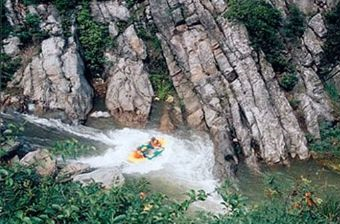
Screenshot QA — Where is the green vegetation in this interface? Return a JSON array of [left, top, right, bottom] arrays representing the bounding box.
[[0, 163, 207, 224], [321, 2, 340, 75], [225, 0, 306, 76], [288, 98, 300, 110], [135, 23, 175, 101], [283, 4, 306, 42], [324, 82, 340, 103], [125, 0, 136, 9], [51, 139, 99, 159], [279, 73, 299, 91], [1, 160, 339, 223], [0, 53, 21, 88], [1, 0, 12, 41], [77, 3, 110, 78], [149, 73, 174, 101], [225, 0, 286, 73], [309, 122, 340, 155], [14, 13, 48, 45]]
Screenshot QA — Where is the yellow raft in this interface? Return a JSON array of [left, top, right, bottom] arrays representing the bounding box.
[[128, 138, 166, 164]]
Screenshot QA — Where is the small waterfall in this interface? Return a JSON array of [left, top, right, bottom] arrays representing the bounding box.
[[22, 114, 224, 212]]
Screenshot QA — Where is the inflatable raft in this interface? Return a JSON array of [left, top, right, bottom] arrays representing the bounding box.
[[128, 138, 166, 164]]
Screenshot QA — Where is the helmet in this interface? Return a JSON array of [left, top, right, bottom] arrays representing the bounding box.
[[151, 137, 156, 141]]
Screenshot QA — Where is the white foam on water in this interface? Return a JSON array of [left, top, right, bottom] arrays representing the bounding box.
[[23, 115, 224, 212]]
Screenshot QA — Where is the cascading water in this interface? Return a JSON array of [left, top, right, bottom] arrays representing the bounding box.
[[22, 114, 224, 212]]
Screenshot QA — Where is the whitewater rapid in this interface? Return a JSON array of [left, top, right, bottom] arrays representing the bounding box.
[[22, 114, 223, 211]]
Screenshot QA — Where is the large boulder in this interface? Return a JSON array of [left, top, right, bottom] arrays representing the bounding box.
[[2, 36, 21, 57], [56, 162, 92, 182], [20, 149, 56, 176], [72, 167, 125, 189], [13, 36, 93, 123], [105, 25, 153, 127]]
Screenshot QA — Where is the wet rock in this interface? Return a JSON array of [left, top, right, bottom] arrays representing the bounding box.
[[159, 106, 175, 133], [89, 111, 111, 118], [3, 36, 21, 57], [73, 167, 125, 189], [56, 162, 92, 182], [20, 149, 56, 176]]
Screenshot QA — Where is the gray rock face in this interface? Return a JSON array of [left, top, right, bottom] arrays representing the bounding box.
[[73, 167, 125, 189], [56, 162, 92, 182], [3, 36, 21, 57], [90, 0, 130, 23], [2, 2, 93, 123], [105, 25, 153, 127], [14, 36, 93, 123], [309, 13, 327, 38], [20, 149, 56, 176], [303, 28, 323, 63], [149, 0, 323, 178], [105, 56, 153, 126]]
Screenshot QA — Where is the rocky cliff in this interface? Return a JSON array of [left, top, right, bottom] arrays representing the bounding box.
[[1, 0, 340, 178]]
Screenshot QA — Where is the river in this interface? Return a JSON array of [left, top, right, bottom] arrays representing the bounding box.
[[2, 112, 340, 212]]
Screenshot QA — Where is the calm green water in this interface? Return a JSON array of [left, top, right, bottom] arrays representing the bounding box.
[[238, 160, 340, 203]]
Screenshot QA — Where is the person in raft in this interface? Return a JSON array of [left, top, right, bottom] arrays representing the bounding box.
[[136, 145, 150, 158], [149, 137, 162, 148]]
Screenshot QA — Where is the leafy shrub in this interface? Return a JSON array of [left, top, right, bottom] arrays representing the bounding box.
[[279, 73, 298, 91], [288, 98, 300, 110], [51, 138, 99, 159], [0, 53, 21, 88], [324, 82, 340, 103], [1, 0, 12, 41], [149, 73, 174, 101], [321, 2, 340, 69], [283, 4, 306, 42], [309, 122, 340, 155], [125, 0, 136, 9], [14, 13, 48, 45], [77, 3, 109, 78], [135, 23, 174, 101], [225, 0, 286, 72], [0, 163, 207, 224], [54, 0, 78, 13], [216, 181, 248, 217], [225, 1, 306, 75]]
